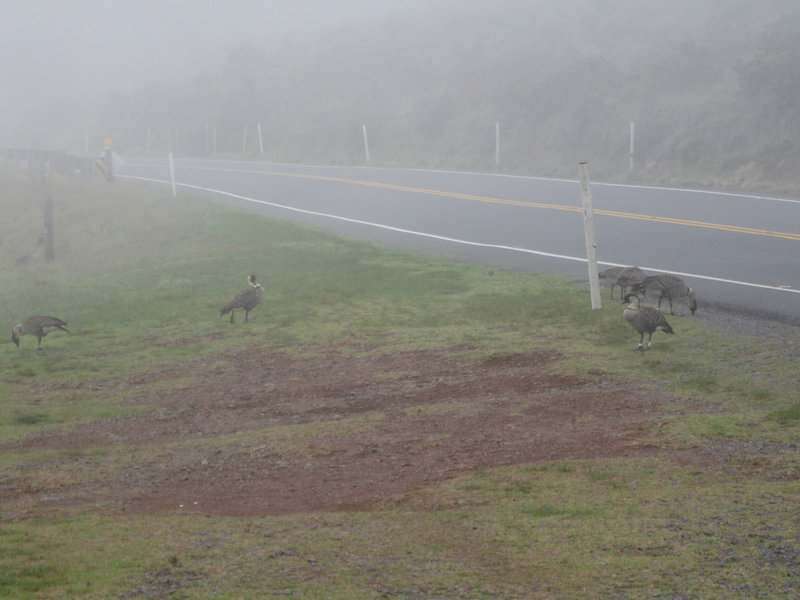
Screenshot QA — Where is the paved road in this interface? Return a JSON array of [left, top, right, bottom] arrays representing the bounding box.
[[118, 157, 800, 324]]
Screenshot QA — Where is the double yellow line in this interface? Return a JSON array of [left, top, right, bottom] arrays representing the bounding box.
[[182, 164, 800, 242]]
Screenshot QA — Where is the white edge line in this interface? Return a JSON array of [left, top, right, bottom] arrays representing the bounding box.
[[119, 174, 800, 296]]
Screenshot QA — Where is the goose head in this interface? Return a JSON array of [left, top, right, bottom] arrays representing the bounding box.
[[622, 293, 641, 308]]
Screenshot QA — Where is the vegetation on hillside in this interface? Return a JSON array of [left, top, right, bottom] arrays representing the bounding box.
[[82, 0, 800, 192]]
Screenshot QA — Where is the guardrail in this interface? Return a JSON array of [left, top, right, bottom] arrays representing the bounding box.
[[0, 147, 98, 179], [1, 148, 111, 262]]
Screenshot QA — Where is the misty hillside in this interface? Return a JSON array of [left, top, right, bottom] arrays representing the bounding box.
[[86, 1, 800, 191]]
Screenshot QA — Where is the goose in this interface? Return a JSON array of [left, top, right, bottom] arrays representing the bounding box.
[[599, 266, 646, 299], [631, 275, 696, 315], [12, 315, 70, 349], [623, 293, 674, 350], [220, 274, 263, 323]]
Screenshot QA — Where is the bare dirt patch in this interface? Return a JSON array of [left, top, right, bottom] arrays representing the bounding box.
[[5, 348, 709, 517]]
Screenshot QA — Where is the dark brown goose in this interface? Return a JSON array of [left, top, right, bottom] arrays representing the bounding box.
[[220, 274, 264, 323], [599, 266, 646, 299], [12, 315, 70, 349], [632, 275, 696, 315], [623, 293, 674, 350]]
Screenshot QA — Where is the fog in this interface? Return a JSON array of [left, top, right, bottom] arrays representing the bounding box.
[[4, 0, 800, 189], [1, 0, 398, 145]]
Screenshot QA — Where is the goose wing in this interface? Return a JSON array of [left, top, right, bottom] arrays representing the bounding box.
[[599, 266, 624, 282], [237, 285, 263, 309], [639, 305, 674, 334], [26, 315, 70, 333], [221, 285, 262, 313], [617, 266, 645, 287]]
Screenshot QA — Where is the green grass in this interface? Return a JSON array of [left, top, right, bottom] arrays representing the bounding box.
[[2, 459, 798, 599], [1, 169, 799, 599], [770, 403, 800, 425]]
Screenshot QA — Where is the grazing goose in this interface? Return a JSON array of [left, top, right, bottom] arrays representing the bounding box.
[[632, 275, 696, 315], [12, 315, 70, 349], [599, 266, 646, 299], [623, 293, 674, 350], [220, 274, 263, 323]]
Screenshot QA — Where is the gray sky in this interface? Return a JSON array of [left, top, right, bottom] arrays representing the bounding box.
[[0, 0, 398, 144], [2, 0, 399, 87]]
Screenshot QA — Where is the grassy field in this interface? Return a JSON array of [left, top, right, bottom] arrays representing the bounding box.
[[1, 169, 799, 599]]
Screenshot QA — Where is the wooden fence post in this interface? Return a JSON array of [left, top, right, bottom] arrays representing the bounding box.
[[579, 162, 601, 309], [629, 121, 635, 171], [495, 122, 500, 168], [362, 124, 370, 164], [43, 182, 54, 260]]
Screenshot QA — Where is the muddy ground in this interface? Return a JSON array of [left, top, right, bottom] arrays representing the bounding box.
[[4, 341, 742, 519]]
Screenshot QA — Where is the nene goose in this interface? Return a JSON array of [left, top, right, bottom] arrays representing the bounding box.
[[598, 266, 646, 299], [12, 315, 70, 349], [220, 274, 263, 323], [623, 294, 674, 350], [631, 275, 696, 315]]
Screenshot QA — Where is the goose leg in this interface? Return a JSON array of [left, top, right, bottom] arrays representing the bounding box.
[[230, 312, 235, 323]]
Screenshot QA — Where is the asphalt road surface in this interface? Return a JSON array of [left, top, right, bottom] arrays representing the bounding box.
[[118, 157, 800, 325]]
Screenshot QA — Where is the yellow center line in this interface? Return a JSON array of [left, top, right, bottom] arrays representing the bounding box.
[[158, 163, 800, 242]]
